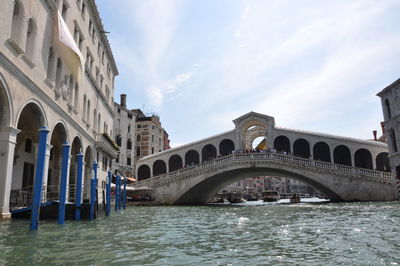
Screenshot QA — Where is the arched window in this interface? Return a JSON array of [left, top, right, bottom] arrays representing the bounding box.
[[274, 136, 291, 153], [137, 165, 150, 181], [354, 149, 373, 170], [219, 139, 235, 156], [389, 129, 398, 153], [82, 94, 87, 119], [46, 47, 55, 81], [10, 0, 24, 46], [74, 83, 79, 110], [136, 134, 141, 141], [25, 18, 36, 60], [293, 139, 310, 158], [93, 109, 97, 131], [127, 139, 132, 150], [55, 58, 62, 88], [136, 147, 141, 157], [169, 155, 183, 172], [333, 145, 351, 166], [86, 100, 90, 124], [68, 75, 74, 104], [97, 113, 101, 133], [385, 99, 391, 119], [115, 135, 121, 146]]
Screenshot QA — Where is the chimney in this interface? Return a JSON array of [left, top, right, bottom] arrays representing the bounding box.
[[380, 122, 386, 135], [120, 94, 126, 108], [373, 130, 377, 141]]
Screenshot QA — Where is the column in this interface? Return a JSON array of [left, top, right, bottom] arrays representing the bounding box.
[[0, 127, 20, 219], [30, 127, 50, 230], [58, 143, 70, 224]]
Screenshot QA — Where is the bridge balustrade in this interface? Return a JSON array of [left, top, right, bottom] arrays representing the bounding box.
[[136, 151, 393, 187]]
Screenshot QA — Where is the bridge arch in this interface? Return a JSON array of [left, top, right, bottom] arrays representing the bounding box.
[[313, 141, 331, 162], [138, 164, 151, 181], [219, 139, 235, 156], [293, 138, 310, 158], [333, 145, 351, 166], [354, 148, 373, 170], [202, 144, 217, 162], [274, 135, 290, 153], [153, 160, 167, 176], [174, 165, 344, 205], [376, 152, 390, 172], [185, 150, 199, 166], [169, 154, 183, 172]]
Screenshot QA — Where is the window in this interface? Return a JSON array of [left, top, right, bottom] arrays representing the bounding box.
[[74, 83, 79, 110], [46, 47, 55, 81], [101, 51, 105, 64], [107, 63, 111, 78], [10, 0, 24, 46], [116, 154, 119, 163], [117, 108, 120, 113], [127, 157, 131, 166], [152, 135, 154, 142], [88, 19, 93, 35], [86, 100, 91, 124], [97, 42, 101, 55], [151, 147, 154, 154], [136, 147, 140, 157], [137, 125, 141, 128], [136, 134, 141, 141], [127, 139, 132, 150], [116, 135, 121, 146], [25, 138, 32, 153], [68, 75, 74, 104], [100, 75, 104, 90], [55, 58, 63, 88], [128, 114, 132, 119], [95, 67, 99, 83], [83, 94, 87, 119], [61, 3, 68, 20], [81, 1, 86, 17], [25, 18, 36, 60], [385, 99, 391, 119], [128, 125, 131, 133]]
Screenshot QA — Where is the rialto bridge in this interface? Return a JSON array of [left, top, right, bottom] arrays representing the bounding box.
[[135, 112, 396, 204]]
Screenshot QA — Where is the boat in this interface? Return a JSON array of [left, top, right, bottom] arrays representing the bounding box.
[[290, 193, 301, 203], [262, 190, 280, 202]]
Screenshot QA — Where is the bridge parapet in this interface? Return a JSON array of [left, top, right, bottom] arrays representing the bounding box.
[[135, 152, 393, 189]]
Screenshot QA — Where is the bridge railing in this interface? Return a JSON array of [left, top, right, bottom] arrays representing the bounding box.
[[136, 151, 393, 187]]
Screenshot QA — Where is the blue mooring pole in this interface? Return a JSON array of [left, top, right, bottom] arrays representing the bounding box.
[[58, 143, 70, 225], [123, 177, 127, 209], [106, 170, 111, 216], [115, 174, 120, 211], [75, 152, 83, 220], [118, 175, 122, 210], [30, 127, 50, 231]]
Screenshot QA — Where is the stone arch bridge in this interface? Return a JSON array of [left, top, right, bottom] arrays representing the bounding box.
[[135, 112, 396, 204]]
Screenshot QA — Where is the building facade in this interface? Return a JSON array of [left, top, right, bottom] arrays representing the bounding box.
[[133, 109, 170, 160], [113, 94, 135, 178], [378, 79, 400, 195], [0, 0, 118, 219]]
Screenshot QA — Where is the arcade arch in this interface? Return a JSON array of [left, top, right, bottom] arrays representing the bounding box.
[[202, 144, 217, 162], [153, 160, 166, 176], [185, 150, 199, 166], [169, 155, 183, 172], [313, 142, 331, 162], [333, 145, 351, 166], [376, 152, 390, 172], [138, 165, 150, 181], [293, 139, 310, 158], [274, 136, 290, 153], [219, 139, 235, 156], [354, 149, 373, 170]]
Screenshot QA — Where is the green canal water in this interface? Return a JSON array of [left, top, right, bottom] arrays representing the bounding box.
[[1, 201, 400, 265]]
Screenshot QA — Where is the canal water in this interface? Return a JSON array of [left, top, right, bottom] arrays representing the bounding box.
[[1, 201, 400, 265]]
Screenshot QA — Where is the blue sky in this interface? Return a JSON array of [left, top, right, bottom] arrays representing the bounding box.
[[98, 0, 400, 147]]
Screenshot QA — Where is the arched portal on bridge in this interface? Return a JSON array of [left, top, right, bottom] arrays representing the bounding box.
[[219, 139, 235, 156], [202, 144, 217, 162], [274, 135, 291, 153], [293, 139, 310, 158], [376, 152, 390, 172], [333, 145, 351, 166], [185, 150, 199, 166], [243, 125, 267, 150], [313, 142, 331, 162], [169, 155, 183, 172], [138, 165, 151, 181], [153, 160, 167, 176], [354, 149, 373, 170]]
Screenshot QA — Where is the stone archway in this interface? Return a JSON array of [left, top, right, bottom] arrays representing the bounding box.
[[47, 122, 68, 200], [11, 102, 46, 208], [69, 136, 82, 201]]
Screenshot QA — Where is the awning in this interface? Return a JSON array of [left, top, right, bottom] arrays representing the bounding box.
[[53, 11, 84, 80]]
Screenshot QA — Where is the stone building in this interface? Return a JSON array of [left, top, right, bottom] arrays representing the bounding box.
[[0, 0, 118, 219], [113, 94, 135, 178], [132, 109, 170, 160], [377, 78, 400, 194]]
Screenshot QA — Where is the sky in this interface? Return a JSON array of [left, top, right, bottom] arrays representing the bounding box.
[[98, 0, 400, 148]]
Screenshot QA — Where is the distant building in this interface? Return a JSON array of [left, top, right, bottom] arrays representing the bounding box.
[[113, 94, 135, 178], [132, 109, 170, 160], [377, 79, 400, 193]]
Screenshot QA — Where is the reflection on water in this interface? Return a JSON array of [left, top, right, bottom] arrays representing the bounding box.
[[1, 201, 400, 265]]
